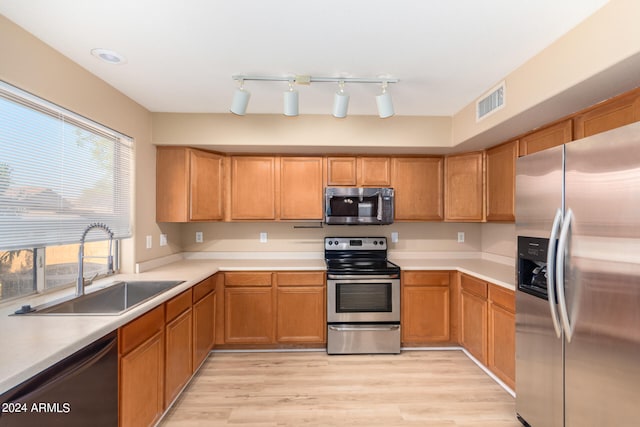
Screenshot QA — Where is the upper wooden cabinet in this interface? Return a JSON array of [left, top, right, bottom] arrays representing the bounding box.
[[230, 156, 277, 220], [391, 157, 443, 221], [156, 147, 224, 222], [280, 157, 323, 220], [326, 156, 391, 186], [519, 119, 572, 156], [444, 152, 484, 222], [486, 141, 518, 222], [573, 89, 640, 139]]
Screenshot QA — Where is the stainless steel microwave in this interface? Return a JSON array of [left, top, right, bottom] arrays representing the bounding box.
[[324, 187, 394, 225]]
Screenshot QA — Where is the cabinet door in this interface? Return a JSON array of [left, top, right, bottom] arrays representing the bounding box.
[[486, 141, 518, 222], [358, 157, 391, 186], [224, 287, 274, 344], [280, 157, 323, 220], [189, 149, 224, 221], [165, 308, 193, 408], [445, 152, 484, 222], [392, 157, 443, 221], [402, 285, 450, 344], [156, 147, 189, 222], [488, 302, 515, 390], [326, 157, 357, 186], [519, 119, 572, 156], [120, 331, 164, 427], [276, 286, 326, 343], [573, 89, 640, 139], [231, 156, 277, 220], [193, 291, 215, 369], [461, 290, 488, 364]]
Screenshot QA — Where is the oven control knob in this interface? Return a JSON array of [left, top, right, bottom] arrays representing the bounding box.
[[334, 240, 339, 246], [328, 241, 333, 245], [373, 241, 378, 245], [379, 240, 384, 245]]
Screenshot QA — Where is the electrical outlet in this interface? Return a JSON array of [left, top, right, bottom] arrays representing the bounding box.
[[457, 232, 465, 243], [146, 235, 152, 249], [391, 232, 399, 243], [195, 231, 203, 243], [160, 234, 167, 246], [260, 232, 268, 243]]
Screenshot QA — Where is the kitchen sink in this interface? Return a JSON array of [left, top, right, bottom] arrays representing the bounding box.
[[19, 280, 184, 315]]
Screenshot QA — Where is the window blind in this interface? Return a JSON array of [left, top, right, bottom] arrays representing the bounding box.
[[0, 81, 133, 250]]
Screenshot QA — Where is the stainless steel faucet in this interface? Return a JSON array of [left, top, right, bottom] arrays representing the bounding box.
[[77, 223, 114, 297]]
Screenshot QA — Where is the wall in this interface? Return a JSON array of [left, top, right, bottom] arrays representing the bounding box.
[[179, 222, 482, 254], [481, 223, 516, 259], [0, 16, 177, 270]]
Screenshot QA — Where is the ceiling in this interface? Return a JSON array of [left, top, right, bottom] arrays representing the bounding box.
[[0, 0, 610, 117]]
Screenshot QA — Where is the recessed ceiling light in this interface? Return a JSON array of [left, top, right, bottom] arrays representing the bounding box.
[[90, 48, 127, 65]]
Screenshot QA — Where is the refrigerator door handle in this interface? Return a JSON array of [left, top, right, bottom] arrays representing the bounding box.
[[547, 208, 563, 338], [556, 208, 574, 342]]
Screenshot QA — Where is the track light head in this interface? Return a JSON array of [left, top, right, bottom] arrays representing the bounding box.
[[230, 80, 250, 115], [283, 81, 299, 116], [332, 81, 349, 118], [376, 82, 394, 118]]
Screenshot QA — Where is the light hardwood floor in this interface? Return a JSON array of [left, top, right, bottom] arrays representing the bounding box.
[[161, 350, 520, 427]]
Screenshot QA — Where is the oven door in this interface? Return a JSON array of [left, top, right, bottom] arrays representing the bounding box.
[[327, 276, 400, 323]]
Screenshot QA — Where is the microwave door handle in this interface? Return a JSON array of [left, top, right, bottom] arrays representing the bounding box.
[[377, 191, 382, 220]]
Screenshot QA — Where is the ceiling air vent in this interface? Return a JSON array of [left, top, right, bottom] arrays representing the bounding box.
[[476, 81, 505, 121]]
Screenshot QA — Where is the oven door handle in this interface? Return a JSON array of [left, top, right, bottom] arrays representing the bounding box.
[[329, 325, 400, 332], [327, 274, 400, 280]]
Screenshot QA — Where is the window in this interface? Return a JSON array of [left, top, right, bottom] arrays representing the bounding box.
[[0, 81, 133, 302]]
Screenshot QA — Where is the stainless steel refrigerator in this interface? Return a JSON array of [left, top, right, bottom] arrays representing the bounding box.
[[515, 121, 640, 427]]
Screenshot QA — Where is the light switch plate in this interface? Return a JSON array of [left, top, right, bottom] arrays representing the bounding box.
[[160, 234, 167, 246], [457, 232, 465, 243], [195, 231, 203, 243], [146, 235, 152, 249], [391, 232, 399, 243], [260, 232, 268, 243]]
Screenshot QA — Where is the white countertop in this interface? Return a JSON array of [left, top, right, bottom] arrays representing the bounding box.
[[0, 253, 514, 393]]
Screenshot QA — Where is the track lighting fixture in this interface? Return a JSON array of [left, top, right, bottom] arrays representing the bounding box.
[[376, 82, 394, 118], [332, 81, 349, 118], [230, 74, 398, 117], [230, 79, 250, 115], [283, 81, 299, 117]]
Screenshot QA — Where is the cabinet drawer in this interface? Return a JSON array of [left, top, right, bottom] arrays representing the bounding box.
[[193, 276, 216, 302], [489, 284, 515, 312], [166, 289, 192, 322], [403, 271, 450, 286], [461, 274, 487, 298], [276, 272, 325, 287], [225, 272, 272, 287], [120, 305, 165, 355]]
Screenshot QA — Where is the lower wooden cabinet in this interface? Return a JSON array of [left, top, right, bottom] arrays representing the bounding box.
[[225, 286, 275, 344], [460, 274, 488, 364], [164, 290, 193, 408], [275, 272, 326, 344], [401, 271, 451, 344], [119, 306, 165, 427], [192, 286, 216, 369], [488, 284, 515, 390]]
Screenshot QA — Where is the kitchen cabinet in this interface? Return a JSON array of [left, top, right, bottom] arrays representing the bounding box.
[[401, 271, 450, 345], [164, 290, 193, 408], [230, 156, 277, 220], [444, 152, 484, 222], [485, 141, 518, 222], [275, 272, 326, 344], [156, 146, 224, 222], [391, 157, 444, 221], [280, 157, 324, 220], [224, 272, 275, 344], [192, 275, 216, 370], [119, 305, 165, 427], [460, 273, 488, 364], [326, 156, 391, 186], [519, 119, 572, 156], [573, 88, 640, 139], [488, 284, 515, 390]]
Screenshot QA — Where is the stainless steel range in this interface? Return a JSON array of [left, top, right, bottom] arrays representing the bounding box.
[[325, 237, 401, 354]]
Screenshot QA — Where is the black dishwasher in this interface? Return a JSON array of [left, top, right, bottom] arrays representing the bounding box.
[[0, 331, 118, 426]]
